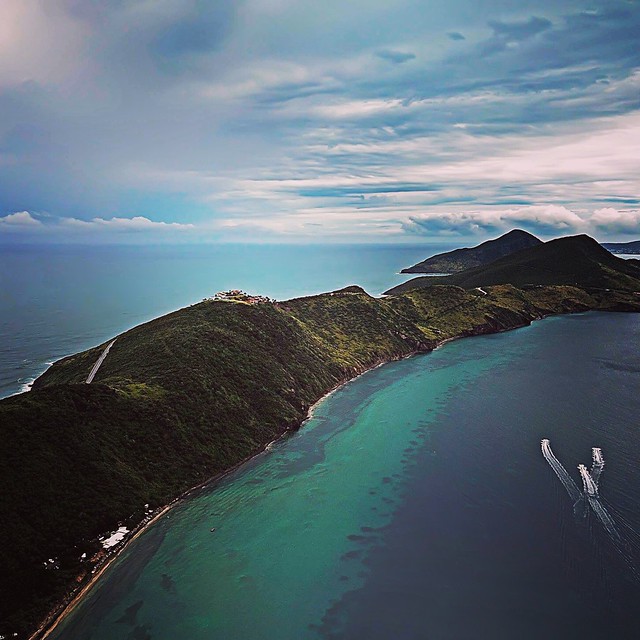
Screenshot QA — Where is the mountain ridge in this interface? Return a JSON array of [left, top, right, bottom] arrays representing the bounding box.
[[387, 234, 640, 295], [401, 229, 542, 274]]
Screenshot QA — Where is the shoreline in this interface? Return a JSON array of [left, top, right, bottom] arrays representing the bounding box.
[[33, 427, 294, 640], [31, 346, 425, 640], [24, 304, 627, 639]]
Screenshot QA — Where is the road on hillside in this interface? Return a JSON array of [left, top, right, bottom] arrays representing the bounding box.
[[86, 339, 116, 384]]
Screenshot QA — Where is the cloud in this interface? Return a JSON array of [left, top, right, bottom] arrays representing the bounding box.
[[501, 205, 587, 233], [488, 16, 552, 42], [402, 205, 640, 239], [590, 208, 640, 234], [0, 1, 639, 243], [62, 216, 195, 232], [375, 49, 416, 64], [0, 212, 197, 243], [476, 16, 554, 58], [150, 1, 236, 63], [0, 211, 41, 226], [403, 205, 586, 237], [308, 98, 407, 120], [0, 1, 87, 88]]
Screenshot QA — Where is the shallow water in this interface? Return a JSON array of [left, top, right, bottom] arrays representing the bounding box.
[[49, 312, 640, 640]]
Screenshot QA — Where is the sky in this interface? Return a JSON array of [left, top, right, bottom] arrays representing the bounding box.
[[0, 0, 639, 244]]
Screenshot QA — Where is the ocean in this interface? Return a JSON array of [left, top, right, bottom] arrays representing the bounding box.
[[46, 311, 640, 639], [0, 243, 450, 398]]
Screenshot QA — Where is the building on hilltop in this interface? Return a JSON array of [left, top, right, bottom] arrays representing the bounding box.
[[206, 290, 273, 304]]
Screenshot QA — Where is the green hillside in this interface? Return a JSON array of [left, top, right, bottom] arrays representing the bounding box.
[[387, 235, 640, 295], [401, 229, 542, 274], [2, 281, 640, 638]]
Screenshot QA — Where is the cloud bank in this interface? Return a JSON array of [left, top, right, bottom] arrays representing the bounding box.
[[0, 0, 639, 243]]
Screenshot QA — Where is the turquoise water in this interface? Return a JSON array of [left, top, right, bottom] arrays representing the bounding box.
[[50, 312, 640, 639], [0, 243, 451, 397]]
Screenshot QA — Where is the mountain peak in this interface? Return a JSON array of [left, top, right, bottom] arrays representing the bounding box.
[[388, 233, 640, 294], [502, 229, 539, 239], [401, 228, 542, 274]]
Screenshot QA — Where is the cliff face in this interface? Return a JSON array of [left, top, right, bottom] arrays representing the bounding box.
[[2, 283, 640, 637]]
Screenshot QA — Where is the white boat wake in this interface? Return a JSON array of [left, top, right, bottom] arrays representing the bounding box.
[[578, 462, 620, 540], [542, 439, 621, 543], [540, 439, 581, 503]]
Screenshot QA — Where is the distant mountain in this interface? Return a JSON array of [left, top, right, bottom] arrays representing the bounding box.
[[401, 229, 542, 274], [602, 240, 640, 254], [387, 234, 640, 295]]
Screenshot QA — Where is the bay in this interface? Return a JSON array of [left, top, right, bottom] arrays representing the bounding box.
[[48, 312, 640, 640]]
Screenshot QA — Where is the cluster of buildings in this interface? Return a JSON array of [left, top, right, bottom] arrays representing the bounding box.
[[206, 289, 273, 305]]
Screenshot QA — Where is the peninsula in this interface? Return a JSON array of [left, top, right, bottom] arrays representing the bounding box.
[[602, 239, 640, 255], [2, 233, 640, 639]]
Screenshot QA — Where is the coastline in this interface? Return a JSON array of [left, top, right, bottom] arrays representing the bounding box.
[[28, 305, 571, 639], [27, 306, 586, 639], [20, 288, 640, 638], [30, 346, 424, 640]]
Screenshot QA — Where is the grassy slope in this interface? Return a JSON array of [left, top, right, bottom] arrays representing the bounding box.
[[2, 284, 640, 637], [388, 235, 640, 294]]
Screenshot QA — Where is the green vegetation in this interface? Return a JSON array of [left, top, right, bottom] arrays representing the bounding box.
[[388, 235, 640, 294], [401, 229, 542, 274], [2, 239, 640, 637]]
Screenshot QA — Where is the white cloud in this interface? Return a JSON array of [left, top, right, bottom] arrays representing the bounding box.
[[62, 216, 195, 231], [590, 208, 640, 235], [0, 211, 42, 226], [501, 205, 587, 232], [403, 204, 640, 239], [311, 99, 407, 120], [0, 212, 197, 242]]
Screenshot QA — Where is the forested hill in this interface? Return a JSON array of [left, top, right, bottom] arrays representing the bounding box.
[[2, 281, 640, 638], [401, 229, 542, 274], [387, 234, 640, 295]]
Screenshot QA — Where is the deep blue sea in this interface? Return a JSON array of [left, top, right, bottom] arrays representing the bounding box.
[[0, 243, 451, 398]]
